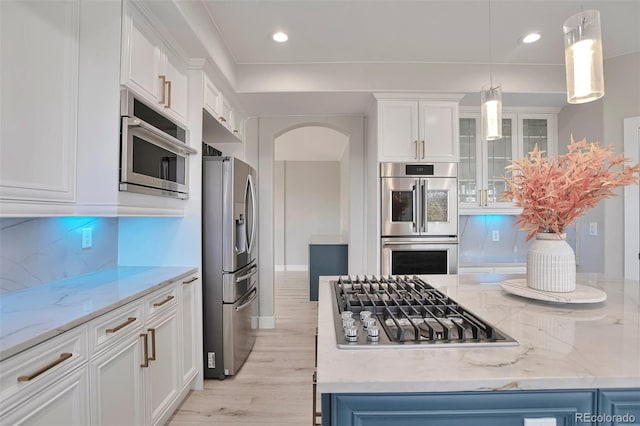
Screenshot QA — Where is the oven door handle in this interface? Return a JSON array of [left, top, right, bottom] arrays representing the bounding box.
[[421, 180, 426, 233], [382, 238, 458, 245], [412, 181, 418, 233], [125, 117, 197, 155]]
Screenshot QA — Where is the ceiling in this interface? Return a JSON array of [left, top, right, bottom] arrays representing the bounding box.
[[197, 0, 640, 115]]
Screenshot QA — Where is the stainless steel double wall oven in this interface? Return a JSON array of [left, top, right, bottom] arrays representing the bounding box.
[[203, 156, 258, 379], [380, 162, 458, 275]]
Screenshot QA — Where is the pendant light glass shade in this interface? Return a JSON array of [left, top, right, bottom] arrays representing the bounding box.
[[481, 84, 502, 141], [563, 9, 604, 104]]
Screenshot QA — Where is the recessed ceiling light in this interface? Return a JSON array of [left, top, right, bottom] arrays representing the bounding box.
[[272, 32, 288, 43], [521, 32, 541, 44]]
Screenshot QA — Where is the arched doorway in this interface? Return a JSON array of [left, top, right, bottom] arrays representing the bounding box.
[[255, 115, 365, 328], [274, 126, 349, 271]]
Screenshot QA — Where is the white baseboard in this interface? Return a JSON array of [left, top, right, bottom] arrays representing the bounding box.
[[259, 315, 275, 329], [286, 264, 308, 272], [274, 264, 285, 272]]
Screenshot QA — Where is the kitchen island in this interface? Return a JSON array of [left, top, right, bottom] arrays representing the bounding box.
[[316, 273, 640, 425]]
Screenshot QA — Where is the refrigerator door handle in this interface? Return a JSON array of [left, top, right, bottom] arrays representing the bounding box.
[[236, 287, 258, 312], [235, 265, 258, 283], [246, 174, 257, 254]]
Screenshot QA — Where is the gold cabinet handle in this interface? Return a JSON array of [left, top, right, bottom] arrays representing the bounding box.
[[478, 189, 483, 207], [106, 317, 136, 334], [414, 140, 418, 159], [147, 328, 156, 361], [165, 79, 172, 109], [140, 333, 149, 368], [218, 116, 227, 123], [158, 75, 167, 105], [182, 276, 198, 285], [153, 295, 174, 307], [233, 130, 239, 133], [484, 188, 489, 206], [421, 140, 425, 159], [17, 353, 72, 382]]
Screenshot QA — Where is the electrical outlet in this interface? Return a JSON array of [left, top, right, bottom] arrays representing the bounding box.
[[589, 222, 598, 236], [524, 418, 556, 426], [492, 230, 500, 242], [81, 228, 92, 249]]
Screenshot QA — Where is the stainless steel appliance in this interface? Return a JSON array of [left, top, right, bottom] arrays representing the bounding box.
[[381, 237, 458, 275], [331, 275, 517, 348], [203, 156, 258, 379], [380, 162, 459, 275], [120, 90, 196, 199]]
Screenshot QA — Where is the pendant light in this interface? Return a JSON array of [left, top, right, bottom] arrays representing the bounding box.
[[563, 9, 604, 104], [481, 0, 502, 141]]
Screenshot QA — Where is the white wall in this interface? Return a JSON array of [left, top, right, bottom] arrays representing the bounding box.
[[283, 161, 341, 268], [274, 160, 285, 269], [602, 52, 640, 276], [339, 147, 350, 236], [558, 52, 640, 276]]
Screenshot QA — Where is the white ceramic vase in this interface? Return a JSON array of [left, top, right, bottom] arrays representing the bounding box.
[[527, 232, 576, 292]]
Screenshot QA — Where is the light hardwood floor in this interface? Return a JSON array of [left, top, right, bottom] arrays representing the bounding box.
[[168, 271, 318, 425]]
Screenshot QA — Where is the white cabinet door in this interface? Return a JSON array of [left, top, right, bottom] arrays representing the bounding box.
[[179, 275, 199, 387], [146, 310, 180, 425], [122, 7, 161, 104], [121, 3, 188, 126], [379, 100, 420, 161], [419, 101, 458, 162], [0, 367, 90, 426], [89, 334, 146, 426], [204, 76, 222, 118], [163, 44, 188, 123], [0, 1, 79, 206]]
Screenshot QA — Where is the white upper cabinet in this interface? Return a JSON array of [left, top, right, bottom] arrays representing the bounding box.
[[0, 1, 80, 214], [458, 109, 558, 214], [121, 3, 188, 125], [378, 98, 459, 162], [203, 74, 246, 144]]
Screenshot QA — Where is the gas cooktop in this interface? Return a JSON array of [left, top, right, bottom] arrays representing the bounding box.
[[332, 275, 517, 349]]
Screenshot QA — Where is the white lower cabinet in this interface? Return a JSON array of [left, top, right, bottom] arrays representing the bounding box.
[[1, 367, 90, 426], [179, 276, 199, 386], [89, 332, 146, 426], [146, 309, 180, 425], [1, 272, 200, 426]]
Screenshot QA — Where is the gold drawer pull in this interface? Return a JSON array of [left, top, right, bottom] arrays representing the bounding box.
[[233, 129, 239, 133], [106, 317, 136, 334], [153, 295, 174, 307], [17, 353, 72, 382], [140, 334, 149, 368], [148, 328, 157, 361], [182, 277, 198, 285], [219, 116, 227, 123], [165, 79, 172, 109]]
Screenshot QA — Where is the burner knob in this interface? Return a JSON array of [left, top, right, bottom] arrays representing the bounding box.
[[359, 310, 372, 321], [341, 311, 353, 320], [344, 326, 358, 342], [363, 318, 376, 329], [367, 325, 380, 341], [342, 318, 355, 329]]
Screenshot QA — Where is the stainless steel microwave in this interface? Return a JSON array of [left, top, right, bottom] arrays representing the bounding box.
[[119, 90, 196, 199]]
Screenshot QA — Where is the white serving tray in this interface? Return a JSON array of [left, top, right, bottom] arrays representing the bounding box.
[[500, 278, 607, 304]]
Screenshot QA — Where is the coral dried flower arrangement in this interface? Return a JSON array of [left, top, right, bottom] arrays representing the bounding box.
[[502, 136, 640, 241]]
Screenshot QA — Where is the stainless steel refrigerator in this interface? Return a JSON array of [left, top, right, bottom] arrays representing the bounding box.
[[202, 156, 258, 379]]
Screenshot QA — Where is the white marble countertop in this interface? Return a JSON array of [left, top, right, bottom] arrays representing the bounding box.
[[0, 266, 197, 361], [316, 273, 640, 394]]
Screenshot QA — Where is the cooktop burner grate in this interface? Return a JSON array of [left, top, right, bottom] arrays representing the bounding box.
[[332, 275, 517, 348]]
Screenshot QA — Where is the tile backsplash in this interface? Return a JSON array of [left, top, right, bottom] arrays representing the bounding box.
[[459, 215, 577, 265], [0, 217, 118, 293]]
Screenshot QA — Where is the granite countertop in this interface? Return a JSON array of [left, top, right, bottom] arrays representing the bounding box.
[[0, 266, 197, 361], [316, 273, 640, 394]]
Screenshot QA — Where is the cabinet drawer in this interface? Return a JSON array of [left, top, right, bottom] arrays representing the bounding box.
[[0, 326, 87, 415], [146, 284, 178, 319], [87, 300, 144, 357]]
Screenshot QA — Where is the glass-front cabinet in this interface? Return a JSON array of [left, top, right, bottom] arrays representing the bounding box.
[[459, 110, 557, 214]]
